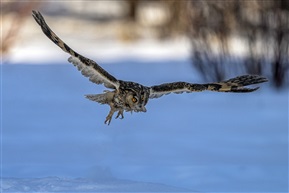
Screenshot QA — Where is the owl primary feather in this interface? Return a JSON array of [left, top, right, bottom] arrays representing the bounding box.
[[32, 11, 268, 125]]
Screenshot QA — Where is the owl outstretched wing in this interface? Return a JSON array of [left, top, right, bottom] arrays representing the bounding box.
[[149, 75, 268, 99], [32, 10, 119, 89]]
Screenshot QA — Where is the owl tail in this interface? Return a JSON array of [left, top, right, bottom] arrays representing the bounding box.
[[85, 94, 108, 104], [204, 75, 268, 93], [85, 91, 115, 104]]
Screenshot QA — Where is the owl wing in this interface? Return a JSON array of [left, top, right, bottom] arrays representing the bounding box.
[[32, 10, 119, 89], [149, 75, 268, 99]]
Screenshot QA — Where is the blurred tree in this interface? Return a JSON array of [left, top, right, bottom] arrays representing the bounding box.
[[124, 0, 289, 88], [187, 0, 289, 88], [127, 0, 138, 22], [1, 2, 39, 56]]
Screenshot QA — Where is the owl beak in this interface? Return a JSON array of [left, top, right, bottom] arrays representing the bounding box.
[[142, 106, 147, 112]]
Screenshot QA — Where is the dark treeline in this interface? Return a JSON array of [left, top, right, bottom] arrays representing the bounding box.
[[125, 0, 288, 88], [186, 0, 289, 88]]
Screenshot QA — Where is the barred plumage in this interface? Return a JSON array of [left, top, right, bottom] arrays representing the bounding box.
[[32, 10, 268, 125]]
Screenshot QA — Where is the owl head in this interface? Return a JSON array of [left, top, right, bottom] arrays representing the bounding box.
[[120, 81, 150, 113], [123, 89, 149, 112]]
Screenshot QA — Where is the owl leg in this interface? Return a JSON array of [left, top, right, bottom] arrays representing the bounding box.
[[105, 106, 116, 125], [115, 110, 124, 119]]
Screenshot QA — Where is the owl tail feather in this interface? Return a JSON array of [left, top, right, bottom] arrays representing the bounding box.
[[204, 75, 268, 93], [85, 91, 115, 105], [85, 94, 108, 104]]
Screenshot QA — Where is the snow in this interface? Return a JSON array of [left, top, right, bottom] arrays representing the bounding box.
[[1, 59, 287, 192], [7, 36, 192, 65], [2, 177, 191, 192]]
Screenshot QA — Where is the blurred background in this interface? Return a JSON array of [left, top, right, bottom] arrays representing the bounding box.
[[1, 1, 288, 192], [2, 0, 289, 88]]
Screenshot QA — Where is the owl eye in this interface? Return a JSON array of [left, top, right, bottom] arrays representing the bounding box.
[[132, 97, 138, 103]]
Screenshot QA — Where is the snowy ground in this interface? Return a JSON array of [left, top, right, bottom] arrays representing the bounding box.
[[1, 58, 288, 192], [2, 176, 191, 192]]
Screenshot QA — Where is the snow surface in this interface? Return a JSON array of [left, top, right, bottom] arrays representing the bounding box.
[[1, 60, 288, 192], [2, 176, 191, 192]]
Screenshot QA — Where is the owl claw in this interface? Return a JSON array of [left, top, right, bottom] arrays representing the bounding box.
[[115, 110, 124, 119], [104, 116, 112, 125], [105, 108, 116, 125], [105, 110, 124, 124]]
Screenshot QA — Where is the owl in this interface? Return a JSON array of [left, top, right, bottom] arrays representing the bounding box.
[[32, 11, 268, 125]]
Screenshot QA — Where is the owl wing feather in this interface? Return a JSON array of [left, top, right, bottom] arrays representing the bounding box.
[[149, 82, 206, 99], [32, 10, 119, 89], [149, 75, 268, 99]]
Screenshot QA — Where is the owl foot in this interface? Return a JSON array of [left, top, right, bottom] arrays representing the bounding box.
[[104, 116, 112, 125], [105, 108, 116, 125], [115, 110, 124, 119]]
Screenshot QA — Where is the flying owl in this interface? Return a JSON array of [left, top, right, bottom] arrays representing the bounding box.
[[32, 11, 268, 125]]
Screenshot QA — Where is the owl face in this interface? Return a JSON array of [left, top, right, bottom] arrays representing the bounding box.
[[123, 89, 150, 112], [119, 81, 150, 113]]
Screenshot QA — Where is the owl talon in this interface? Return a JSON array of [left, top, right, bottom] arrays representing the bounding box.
[[105, 108, 116, 125], [115, 110, 124, 119], [104, 116, 112, 125]]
